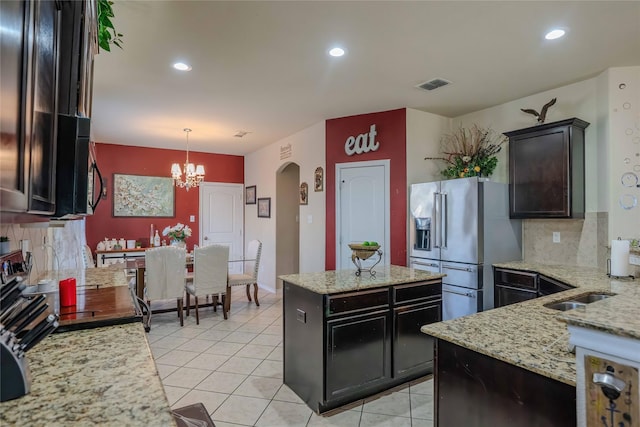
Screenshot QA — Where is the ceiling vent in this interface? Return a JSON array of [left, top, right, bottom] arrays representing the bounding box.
[[417, 78, 451, 91]]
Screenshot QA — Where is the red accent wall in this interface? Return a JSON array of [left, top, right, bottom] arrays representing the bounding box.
[[325, 108, 407, 270], [85, 143, 243, 253]]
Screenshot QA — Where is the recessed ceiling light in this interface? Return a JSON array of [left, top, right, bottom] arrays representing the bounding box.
[[545, 29, 565, 40], [328, 47, 345, 57], [173, 62, 192, 71]]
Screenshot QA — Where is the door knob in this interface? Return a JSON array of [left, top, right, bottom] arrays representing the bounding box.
[[204, 236, 208, 240]]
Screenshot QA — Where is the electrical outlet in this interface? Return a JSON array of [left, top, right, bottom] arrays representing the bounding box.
[[552, 232, 561, 243], [630, 255, 640, 266]]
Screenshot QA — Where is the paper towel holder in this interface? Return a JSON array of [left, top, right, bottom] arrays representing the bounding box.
[[607, 237, 635, 280]]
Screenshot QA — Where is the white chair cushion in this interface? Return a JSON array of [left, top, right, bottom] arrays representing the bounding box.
[[228, 273, 253, 286]]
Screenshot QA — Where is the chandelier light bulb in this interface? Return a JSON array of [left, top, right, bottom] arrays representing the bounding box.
[[171, 128, 205, 191]]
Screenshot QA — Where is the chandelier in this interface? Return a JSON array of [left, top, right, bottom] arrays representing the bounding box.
[[171, 128, 205, 191]]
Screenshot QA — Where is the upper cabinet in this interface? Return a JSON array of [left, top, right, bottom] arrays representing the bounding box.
[[504, 118, 590, 219], [0, 0, 96, 221]]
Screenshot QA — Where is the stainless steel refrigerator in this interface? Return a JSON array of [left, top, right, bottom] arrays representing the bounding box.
[[409, 177, 522, 320]]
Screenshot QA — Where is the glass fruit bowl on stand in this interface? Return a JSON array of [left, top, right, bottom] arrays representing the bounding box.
[[348, 243, 383, 276]]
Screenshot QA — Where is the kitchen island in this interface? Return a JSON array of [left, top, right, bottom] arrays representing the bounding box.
[[421, 261, 640, 427], [281, 265, 445, 414]]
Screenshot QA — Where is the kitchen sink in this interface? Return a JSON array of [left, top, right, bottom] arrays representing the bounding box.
[[568, 293, 613, 304], [544, 292, 616, 311], [544, 301, 587, 311]]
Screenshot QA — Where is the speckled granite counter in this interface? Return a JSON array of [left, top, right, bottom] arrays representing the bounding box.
[[421, 261, 640, 386], [0, 323, 176, 426], [279, 265, 445, 294], [33, 264, 129, 289]]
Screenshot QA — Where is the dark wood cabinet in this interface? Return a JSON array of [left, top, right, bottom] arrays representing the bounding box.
[[27, 0, 62, 214], [505, 118, 589, 219], [284, 278, 442, 414], [434, 340, 576, 427], [0, 0, 30, 215], [494, 267, 574, 307], [494, 267, 537, 308], [538, 274, 572, 297], [326, 309, 391, 400]]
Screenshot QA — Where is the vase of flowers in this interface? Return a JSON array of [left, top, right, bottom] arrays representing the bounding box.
[[162, 223, 191, 248], [425, 124, 506, 179]]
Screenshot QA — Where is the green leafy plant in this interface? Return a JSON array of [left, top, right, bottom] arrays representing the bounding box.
[[425, 124, 506, 179], [98, 0, 124, 52]]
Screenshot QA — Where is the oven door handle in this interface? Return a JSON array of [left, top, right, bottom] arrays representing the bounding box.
[[443, 289, 475, 298]]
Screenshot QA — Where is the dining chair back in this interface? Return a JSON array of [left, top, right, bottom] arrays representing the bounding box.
[[145, 246, 187, 325], [227, 239, 262, 308], [186, 244, 229, 323]]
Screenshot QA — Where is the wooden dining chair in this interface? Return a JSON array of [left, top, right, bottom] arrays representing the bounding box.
[[185, 244, 229, 323], [145, 246, 187, 326], [227, 240, 262, 310]]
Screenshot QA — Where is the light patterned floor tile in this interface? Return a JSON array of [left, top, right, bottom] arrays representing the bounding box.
[[176, 338, 215, 353], [260, 325, 282, 336], [255, 400, 312, 426], [235, 323, 268, 334], [249, 334, 282, 347], [204, 341, 245, 356], [213, 395, 270, 425], [410, 392, 434, 420], [409, 376, 434, 395], [196, 371, 247, 394], [151, 335, 191, 350], [155, 363, 179, 379], [162, 385, 190, 405], [162, 366, 213, 389], [223, 331, 259, 344], [196, 329, 232, 341], [252, 359, 282, 378], [235, 344, 275, 359], [307, 409, 363, 426], [149, 344, 171, 359], [217, 356, 263, 375], [265, 346, 283, 361], [273, 384, 306, 404], [184, 352, 230, 370], [362, 391, 411, 417], [210, 320, 245, 332], [359, 412, 412, 427], [233, 375, 283, 399], [169, 326, 210, 339], [171, 389, 229, 415], [155, 349, 200, 367]]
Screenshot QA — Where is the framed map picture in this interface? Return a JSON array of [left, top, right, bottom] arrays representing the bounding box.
[[113, 174, 175, 217]]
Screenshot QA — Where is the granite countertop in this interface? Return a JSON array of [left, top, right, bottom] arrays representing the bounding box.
[[421, 261, 640, 386], [0, 323, 176, 426], [33, 265, 130, 290], [279, 265, 445, 294]]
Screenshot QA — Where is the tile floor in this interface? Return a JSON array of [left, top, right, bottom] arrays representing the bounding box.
[[147, 287, 435, 427]]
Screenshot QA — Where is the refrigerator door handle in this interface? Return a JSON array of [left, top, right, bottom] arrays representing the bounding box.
[[443, 288, 475, 298], [411, 260, 439, 268], [441, 192, 448, 249], [442, 264, 474, 272], [432, 192, 440, 249]]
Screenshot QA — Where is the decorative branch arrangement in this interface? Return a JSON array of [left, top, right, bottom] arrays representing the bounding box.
[[425, 124, 506, 179]]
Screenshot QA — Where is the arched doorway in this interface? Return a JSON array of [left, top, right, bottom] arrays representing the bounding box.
[[276, 162, 300, 288]]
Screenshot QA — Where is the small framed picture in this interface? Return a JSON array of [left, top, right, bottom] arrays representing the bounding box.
[[300, 182, 308, 205], [257, 197, 271, 218], [245, 185, 256, 204], [314, 167, 323, 192]]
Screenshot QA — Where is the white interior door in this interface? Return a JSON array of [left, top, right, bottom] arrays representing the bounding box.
[[200, 183, 243, 273], [336, 160, 390, 270]]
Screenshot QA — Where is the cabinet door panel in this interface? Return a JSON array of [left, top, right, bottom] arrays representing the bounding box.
[[28, 0, 60, 214], [326, 310, 391, 400], [0, 0, 30, 213], [394, 301, 440, 378], [495, 285, 536, 308]]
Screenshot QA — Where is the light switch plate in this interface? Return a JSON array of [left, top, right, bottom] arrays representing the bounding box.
[[189, 215, 195, 222], [630, 255, 640, 266], [552, 232, 561, 243]]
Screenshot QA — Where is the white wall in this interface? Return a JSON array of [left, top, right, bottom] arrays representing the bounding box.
[[244, 121, 326, 292], [406, 108, 452, 186]]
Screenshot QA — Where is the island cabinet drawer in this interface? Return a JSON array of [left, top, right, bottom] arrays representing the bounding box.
[[494, 268, 537, 290], [326, 289, 389, 317], [393, 281, 442, 306]]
